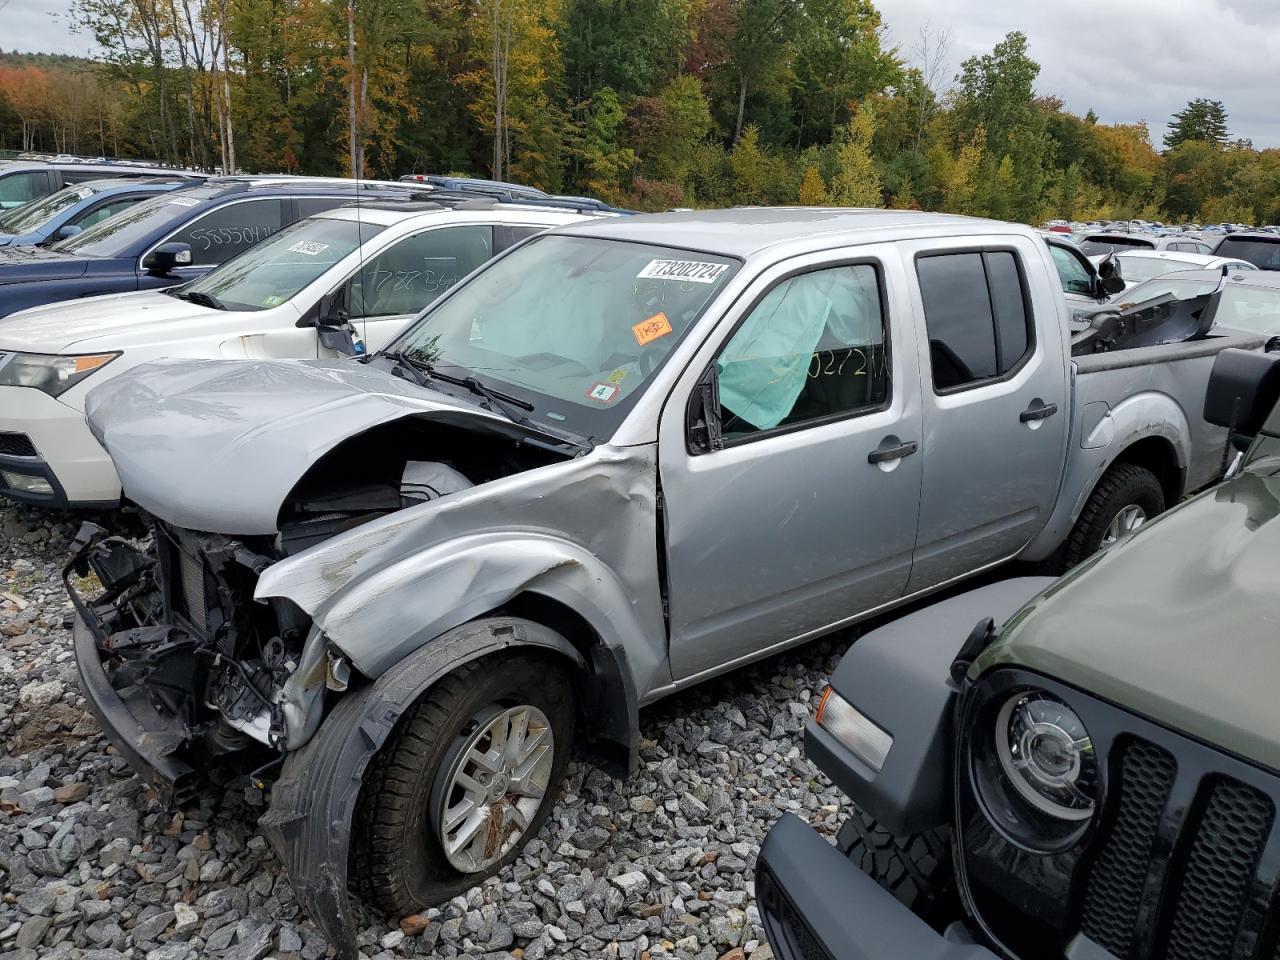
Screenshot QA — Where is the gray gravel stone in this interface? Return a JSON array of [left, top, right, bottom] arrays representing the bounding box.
[[0, 499, 854, 960]]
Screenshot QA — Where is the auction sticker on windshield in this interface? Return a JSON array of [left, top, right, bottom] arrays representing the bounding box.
[[637, 259, 729, 283], [632, 311, 673, 346], [288, 241, 330, 256], [586, 382, 620, 403], [168, 196, 200, 207]]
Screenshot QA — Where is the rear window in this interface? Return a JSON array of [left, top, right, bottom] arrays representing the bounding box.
[[1213, 237, 1280, 270], [917, 250, 1034, 391], [1078, 236, 1156, 257]]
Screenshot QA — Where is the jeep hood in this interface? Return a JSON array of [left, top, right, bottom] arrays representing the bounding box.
[[83, 357, 517, 534], [979, 468, 1280, 774]]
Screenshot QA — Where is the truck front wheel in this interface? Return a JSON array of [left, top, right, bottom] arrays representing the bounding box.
[[1064, 463, 1165, 567], [350, 650, 576, 915], [838, 809, 958, 927]]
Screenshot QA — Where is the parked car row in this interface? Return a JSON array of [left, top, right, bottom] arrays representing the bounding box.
[[2, 175, 1278, 959]]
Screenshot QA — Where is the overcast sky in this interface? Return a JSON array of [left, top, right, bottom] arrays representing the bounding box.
[[5, 0, 1280, 148]]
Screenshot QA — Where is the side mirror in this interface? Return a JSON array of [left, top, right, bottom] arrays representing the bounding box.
[[1100, 274, 1127, 296], [1204, 348, 1280, 451], [142, 241, 193, 274], [686, 364, 723, 455], [55, 224, 82, 240], [312, 285, 358, 355]]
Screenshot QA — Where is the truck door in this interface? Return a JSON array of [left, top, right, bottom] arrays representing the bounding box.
[[659, 246, 925, 681], [902, 236, 1069, 593]]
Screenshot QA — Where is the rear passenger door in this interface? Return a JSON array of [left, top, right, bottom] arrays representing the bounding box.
[[904, 237, 1069, 593], [661, 246, 924, 680]]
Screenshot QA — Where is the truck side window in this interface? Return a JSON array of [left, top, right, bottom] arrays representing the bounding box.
[[917, 250, 1034, 392], [714, 263, 889, 441]]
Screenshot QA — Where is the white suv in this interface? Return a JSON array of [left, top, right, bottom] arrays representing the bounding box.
[[0, 198, 594, 507]]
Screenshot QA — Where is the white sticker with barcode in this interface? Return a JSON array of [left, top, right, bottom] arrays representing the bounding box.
[[288, 241, 330, 256], [637, 259, 728, 283], [168, 196, 199, 207]]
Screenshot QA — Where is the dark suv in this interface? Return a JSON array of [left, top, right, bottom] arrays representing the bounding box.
[[756, 347, 1280, 960], [0, 177, 419, 318], [0, 160, 198, 210]]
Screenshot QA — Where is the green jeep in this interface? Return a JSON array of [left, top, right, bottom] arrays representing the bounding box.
[[754, 346, 1280, 960]]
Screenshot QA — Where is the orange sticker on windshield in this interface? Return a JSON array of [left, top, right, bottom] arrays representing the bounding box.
[[632, 312, 673, 346]]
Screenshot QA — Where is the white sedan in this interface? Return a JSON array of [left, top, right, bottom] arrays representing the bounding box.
[[1091, 250, 1257, 295]]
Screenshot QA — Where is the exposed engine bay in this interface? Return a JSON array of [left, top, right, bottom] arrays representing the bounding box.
[[67, 416, 576, 799]]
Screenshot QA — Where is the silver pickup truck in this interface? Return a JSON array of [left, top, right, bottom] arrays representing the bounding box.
[[67, 209, 1259, 956]]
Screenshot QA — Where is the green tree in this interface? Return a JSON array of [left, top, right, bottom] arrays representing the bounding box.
[[797, 163, 826, 203], [790, 0, 901, 147], [561, 0, 694, 99], [954, 30, 1039, 159], [828, 100, 880, 206], [1164, 98, 1228, 150]]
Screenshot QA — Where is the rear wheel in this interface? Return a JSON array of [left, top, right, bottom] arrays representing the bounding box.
[[837, 809, 958, 927], [351, 644, 576, 914], [1063, 463, 1165, 568]]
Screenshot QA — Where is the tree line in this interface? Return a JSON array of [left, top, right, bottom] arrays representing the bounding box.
[[1, 4, 1279, 225]]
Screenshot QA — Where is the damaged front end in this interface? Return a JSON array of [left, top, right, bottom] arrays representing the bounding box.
[[66, 517, 324, 804]]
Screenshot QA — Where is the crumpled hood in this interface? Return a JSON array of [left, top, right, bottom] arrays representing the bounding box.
[[0, 289, 195, 352], [84, 357, 503, 534], [979, 468, 1280, 774], [0, 245, 90, 283]]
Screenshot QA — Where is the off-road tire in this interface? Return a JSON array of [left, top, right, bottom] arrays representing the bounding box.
[[1063, 463, 1165, 568], [350, 648, 576, 915], [837, 809, 958, 926]]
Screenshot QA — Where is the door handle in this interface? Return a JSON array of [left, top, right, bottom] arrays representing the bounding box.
[[867, 440, 919, 464], [1020, 402, 1059, 423]]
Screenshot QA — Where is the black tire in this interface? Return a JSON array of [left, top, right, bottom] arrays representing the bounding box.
[[350, 644, 576, 915], [1063, 463, 1165, 568], [837, 809, 957, 926]]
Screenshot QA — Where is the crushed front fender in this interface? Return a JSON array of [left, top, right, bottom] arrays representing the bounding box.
[[258, 617, 585, 959]]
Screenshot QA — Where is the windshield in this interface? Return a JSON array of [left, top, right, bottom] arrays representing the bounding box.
[[50, 189, 210, 258], [0, 184, 98, 233], [181, 216, 386, 311], [1214, 237, 1280, 270], [1116, 255, 1202, 284], [1112, 276, 1218, 309], [1210, 284, 1280, 334], [390, 234, 738, 437]]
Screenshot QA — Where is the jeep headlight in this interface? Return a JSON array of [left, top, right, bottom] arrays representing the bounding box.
[[0, 351, 120, 397], [996, 691, 1097, 821]]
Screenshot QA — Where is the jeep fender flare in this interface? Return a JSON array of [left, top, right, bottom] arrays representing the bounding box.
[[258, 616, 587, 960]]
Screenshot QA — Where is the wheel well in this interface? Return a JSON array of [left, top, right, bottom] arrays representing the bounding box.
[[1110, 436, 1183, 506], [499, 593, 637, 778]]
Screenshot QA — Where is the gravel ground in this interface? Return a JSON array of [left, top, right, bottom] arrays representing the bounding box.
[[0, 499, 857, 960]]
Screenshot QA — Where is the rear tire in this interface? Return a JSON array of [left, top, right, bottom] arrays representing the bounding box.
[[350, 645, 576, 915], [1063, 463, 1165, 568], [837, 809, 958, 926]]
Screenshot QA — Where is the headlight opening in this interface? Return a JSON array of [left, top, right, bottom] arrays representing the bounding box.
[[996, 691, 1098, 821], [971, 685, 1101, 851]]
